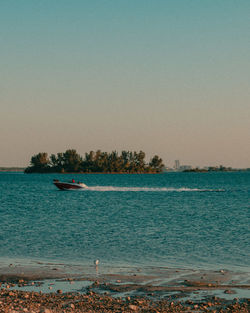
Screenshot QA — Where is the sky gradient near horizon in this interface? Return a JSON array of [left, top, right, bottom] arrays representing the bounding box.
[[0, 0, 249, 168]]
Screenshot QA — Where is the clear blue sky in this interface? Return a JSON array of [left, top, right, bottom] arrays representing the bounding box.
[[0, 0, 249, 167]]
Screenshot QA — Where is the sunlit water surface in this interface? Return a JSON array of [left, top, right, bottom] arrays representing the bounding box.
[[0, 172, 249, 272]]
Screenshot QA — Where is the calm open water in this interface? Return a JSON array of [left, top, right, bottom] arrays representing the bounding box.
[[0, 172, 249, 272]]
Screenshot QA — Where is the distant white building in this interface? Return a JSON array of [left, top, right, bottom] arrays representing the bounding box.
[[174, 160, 180, 170], [179, 165, 192, 171], [163, 166, 174, 172]]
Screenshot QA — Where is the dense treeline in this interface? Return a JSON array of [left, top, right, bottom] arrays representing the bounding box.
[[24, 149, 165, 173]]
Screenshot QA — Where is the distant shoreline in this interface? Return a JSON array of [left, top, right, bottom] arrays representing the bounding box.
[[0, 168, 249, 173], [182, 168, 250, 173], [0, 168, 25, 172]]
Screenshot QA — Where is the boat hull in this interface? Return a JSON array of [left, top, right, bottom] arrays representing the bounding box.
[[53, 182, 86, 190]]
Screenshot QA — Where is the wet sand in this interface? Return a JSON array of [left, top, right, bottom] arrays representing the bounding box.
[[0, 260, 249, 312]]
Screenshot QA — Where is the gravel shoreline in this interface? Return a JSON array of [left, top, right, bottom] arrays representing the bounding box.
[[1, 262, 249, 312], [0, 288, 249, 313]]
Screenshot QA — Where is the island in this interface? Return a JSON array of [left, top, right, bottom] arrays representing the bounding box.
[[24, 149, 165, 174]]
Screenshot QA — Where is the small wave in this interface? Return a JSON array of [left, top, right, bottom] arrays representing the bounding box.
[[82, 186, 225, 192]]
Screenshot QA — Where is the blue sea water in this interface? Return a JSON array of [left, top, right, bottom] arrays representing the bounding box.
[[0, 172, 249, 272]]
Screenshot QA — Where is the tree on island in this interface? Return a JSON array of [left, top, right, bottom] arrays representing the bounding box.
[[149, 155, 165, 173], [25, 149, 165, 174], [25, 152, 50, 173], [50, 150, 82, 173]]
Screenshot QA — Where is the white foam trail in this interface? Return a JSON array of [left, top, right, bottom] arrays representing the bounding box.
[[82, 186, 224, 192]]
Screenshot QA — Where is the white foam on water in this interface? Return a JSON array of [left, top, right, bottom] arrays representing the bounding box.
[[81, 186, 224, 192]]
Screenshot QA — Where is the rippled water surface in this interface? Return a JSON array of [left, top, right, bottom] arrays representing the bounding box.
[[0, 172, 249, 271]]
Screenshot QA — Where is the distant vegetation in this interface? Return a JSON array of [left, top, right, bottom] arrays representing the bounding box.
[[24, 150, 165, 174], [183, 166, 238, 172], [0, 167, 25, 172]]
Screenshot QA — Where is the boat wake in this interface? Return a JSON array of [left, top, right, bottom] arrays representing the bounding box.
[[81, 186, 225, 192]]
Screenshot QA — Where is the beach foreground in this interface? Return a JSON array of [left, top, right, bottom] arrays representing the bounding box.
[[0, 288, 249, 313], [0, 262, 249, 312]]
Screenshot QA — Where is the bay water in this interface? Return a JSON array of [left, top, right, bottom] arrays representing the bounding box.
[[0, 172, 249, 273]]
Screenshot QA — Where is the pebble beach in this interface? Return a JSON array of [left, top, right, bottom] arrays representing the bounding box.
[[0, 287, 249, 312], [0, 262, 249, 312]]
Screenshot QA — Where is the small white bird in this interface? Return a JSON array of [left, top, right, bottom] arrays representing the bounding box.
[[94, 259, 99, 266]]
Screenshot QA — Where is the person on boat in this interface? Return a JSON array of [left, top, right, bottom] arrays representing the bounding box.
[[72, 179, 75, 183]]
